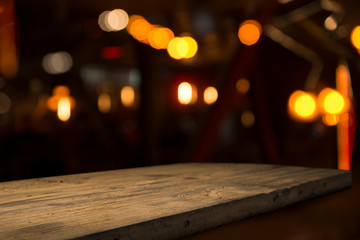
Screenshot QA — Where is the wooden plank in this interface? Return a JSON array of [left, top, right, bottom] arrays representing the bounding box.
[[0, 163, 351, 240]]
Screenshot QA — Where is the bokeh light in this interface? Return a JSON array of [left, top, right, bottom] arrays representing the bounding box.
[[238, 20, 262, 46], [98, 93, 111, 113], [322, 114, 339, 126], [318, 88, 348, 115], [107, 9, 129, 31], [350, 26, 360, 51], [167, 36, 198, 60], [42, 51, 73, 75], [191, 84, 198, 104], [57, 97, 71, 121], [241, 110, 255, 127], [324, 15, 337, 31], [121, 86, 135, 107], [236, 78, 250, 94], [53, 85, 70, 96], [47, 85, 75, 112], [182, 36, 198, 59], [167, 37, 185, 59], [98, 9, 128, 32], [98, 11, 111, 32], [126, 15, 143, 33], [288, 90, 318, 121], [148, 27, 174, 49], [128, 17, 152, 43], [101, 46, 123, 59], [178, 82, 192, 105], [203, 86, 218, 104]]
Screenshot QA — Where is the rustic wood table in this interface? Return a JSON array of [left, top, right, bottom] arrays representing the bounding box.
[[0, 163, 351, 240]]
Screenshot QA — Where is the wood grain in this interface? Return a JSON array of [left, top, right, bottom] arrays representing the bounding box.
[[0, 163, 351, 240]]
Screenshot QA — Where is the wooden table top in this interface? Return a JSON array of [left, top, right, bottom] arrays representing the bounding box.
[[0, 163, 351, 240]]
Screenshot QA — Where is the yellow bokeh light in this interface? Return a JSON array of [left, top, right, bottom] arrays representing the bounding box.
[[288, 90, 318, 121], [294, 94, 316, 117], [322, 114, 339, 126], [106, 9, 129, 31], [121, 86, 135, 107], [98, 93, 111, 113], [236, 78, 250, 94], [167, 36, 198, 60], [57, 97, 71, 122], [204, 86, 218, 105], [318, 88, 348, 115], [182, 36, 198, 59], [350, 26, 360, 50], [148, 27, 174, 49], [178, 82, 192, 105], [167, 37, 184, 59], [176, 38, 189, 58], [238, 20, 262, 46]]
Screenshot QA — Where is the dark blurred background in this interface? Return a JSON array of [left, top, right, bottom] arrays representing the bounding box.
[[0, 0, 359, 182]]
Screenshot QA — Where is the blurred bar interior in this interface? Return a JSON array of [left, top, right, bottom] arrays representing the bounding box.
[[0, 0, 359, 181]]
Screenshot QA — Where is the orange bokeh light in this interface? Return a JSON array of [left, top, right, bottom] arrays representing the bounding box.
[[238, 20, 262, 46]]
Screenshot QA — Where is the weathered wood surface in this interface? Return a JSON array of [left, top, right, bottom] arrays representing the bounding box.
[[0, 163, 351, 240]]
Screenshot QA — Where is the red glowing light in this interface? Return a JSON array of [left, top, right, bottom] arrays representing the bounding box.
[[101, 46, 124, 59]]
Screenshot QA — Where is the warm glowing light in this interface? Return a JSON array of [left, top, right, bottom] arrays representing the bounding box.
[[98, 11, 111, 32], [167, 37, 185, 59], [350, 26, 360, 51], [47, 85, 75, 112], [318, 88, 348, 115], [241, 111, 255, 127], [322, 114, 339, 126], [178, 82, 192, 105], [238, 20, 262, 46], [98, 93, 111, 113], [167, 36, 198, 59], [288, 91, 318, 121], [182, 36, 198, 58], [106, 9, 129, 31], [294, 94, 316, 117], [0, 1, 18, 78], [0, 92, 11, 114], [148, 27, 174, 49], [338, 113, 351, 170], [191, 84, 198, 104], [53, 85, 70, 96], [121, 86, 135, 107], [324, 15, 337, 31], [336, 65, 350, 95], [126, 15, 143, 33], [101, 46, 123, 59], [175, 38, 189, 57], [236, 78, 250, 94], [42, 51, 73, 74], [128, 17, 152, 43], [57, 97, 71, 121], [204, 86, 218, 104]]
